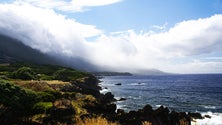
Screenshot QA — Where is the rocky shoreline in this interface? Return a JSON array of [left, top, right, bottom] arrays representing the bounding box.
[[0, 62, 205, 125], [74, 76, 204, 125]]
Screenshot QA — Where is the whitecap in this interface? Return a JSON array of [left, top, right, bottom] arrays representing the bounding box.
[[129, 82, 146, 86], [116, 104, 128, 111], [155, 105, 162, 108], [100, 88, 111, 94], [200, 105, 217, 109], [128, 95, 142, 100], [115, 97, 124, 100], [191, 112, 222, 125], [155, 105, 166, 108]]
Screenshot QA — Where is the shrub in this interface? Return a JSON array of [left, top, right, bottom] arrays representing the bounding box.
[[0, 81, 37, 112], [47, 99, 76, 124], [39, 74, 54, 80], [36, 90, 61, 102], [37, 92, 56, 102], [142, 121, 152, 125], [0, 75, 9, 80], [76, 116, 119, 125], [53, 69, 87, 81], [12, 67, 37, 80], [33, 102, 53, 114]]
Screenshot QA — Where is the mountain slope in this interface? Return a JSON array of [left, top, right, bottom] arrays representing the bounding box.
[[134, 69, 170, 75], [0, 34, 60, 64], [0, 34, 98, 71]]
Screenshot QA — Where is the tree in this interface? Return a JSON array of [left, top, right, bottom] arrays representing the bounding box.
[[53, 69, 86, 81], [12, 67, 37, 80]]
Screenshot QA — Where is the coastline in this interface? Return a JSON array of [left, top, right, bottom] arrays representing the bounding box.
[[98, 77, 194, 125], [1, 62, 221, 125], [98, 75, 222, 125]]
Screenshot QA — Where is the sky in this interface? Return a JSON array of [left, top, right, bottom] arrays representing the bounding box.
[[0, 0, 222, 73]]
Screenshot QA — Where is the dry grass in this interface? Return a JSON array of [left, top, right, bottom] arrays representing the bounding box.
[[45, 80, 70, 85], [31, 114, 47, 124], [72, 100, 88, 116], [71, 94, 96, 116], [54, 99, 72, 109], [14, 80, 69, 85], [0, 63, 10, 66], [179, 118, 189, 125], [14, 80, 52, 91], [142, 121, 152, 125], [76, 116, 119, 125], [13, 80, 70, 91]]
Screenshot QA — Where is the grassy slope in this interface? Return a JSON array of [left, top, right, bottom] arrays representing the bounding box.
[[0, 62, 115, 125]]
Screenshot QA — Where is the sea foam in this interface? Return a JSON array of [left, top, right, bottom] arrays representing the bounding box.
[[191, 112, 222, 125]]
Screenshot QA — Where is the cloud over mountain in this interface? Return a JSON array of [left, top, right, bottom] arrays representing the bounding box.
[[0, 1, 222, 73]]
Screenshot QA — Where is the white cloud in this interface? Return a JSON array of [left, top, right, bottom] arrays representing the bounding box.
[[86, 15, 222, 73], [0, 2, 222, 73], [160, 17, 222, 56], [204, 57, 222, 60], [151, 22, 168, 31], [166, 60, 222, 74], [0, 3, 102, 58], [15, 0, 122, 12]]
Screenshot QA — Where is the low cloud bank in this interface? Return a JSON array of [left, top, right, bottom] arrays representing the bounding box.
[[0, 2, 222, 73]]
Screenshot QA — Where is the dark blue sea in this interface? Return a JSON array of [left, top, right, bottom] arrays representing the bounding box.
[[100, 74, 222, 125]]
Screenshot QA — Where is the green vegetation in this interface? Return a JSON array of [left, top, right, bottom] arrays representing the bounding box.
[[53, 68, 89, 81], [0, 62, 98, 124], [12, 67, 37, 80], [0, 62, 89, 81], [33, 102, 53, 114], [0, 81, 35, 110]]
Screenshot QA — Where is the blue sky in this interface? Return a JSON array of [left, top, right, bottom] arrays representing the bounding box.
[[72, 0, 222, 32], [0, 0, 222, 73]]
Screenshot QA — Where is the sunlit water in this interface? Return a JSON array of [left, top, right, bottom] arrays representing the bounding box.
[[100, 74, 222, 125]]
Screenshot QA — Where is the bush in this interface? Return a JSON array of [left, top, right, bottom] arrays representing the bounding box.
[[76, 116, 119, 125], [0, 75, 9, 80], [33, 102, 53, 114], [39, 74, 54, 80], [0, 81, 37, 112], [53, 69, 87, 81], [12, 67, 37, 80], [36, 90, 61, 102], [47, 99, 76, 124], [37, 92, 56, 102]]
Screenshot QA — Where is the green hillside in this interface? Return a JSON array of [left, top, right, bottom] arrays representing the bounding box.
[[0, 62, 114, 125]]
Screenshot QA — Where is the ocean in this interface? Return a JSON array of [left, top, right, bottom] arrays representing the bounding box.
[[99, 74, 222, 125]]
